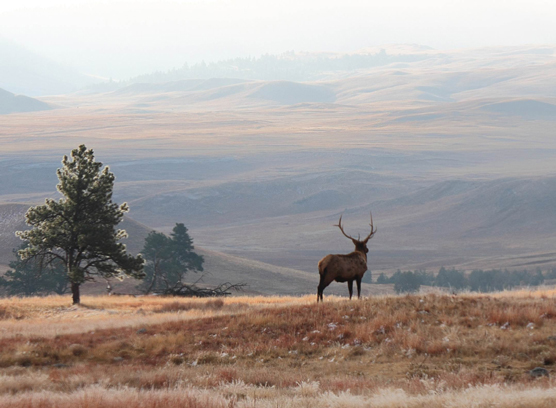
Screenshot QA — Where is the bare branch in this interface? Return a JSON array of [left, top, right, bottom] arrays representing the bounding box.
[[153, 282, 247, 297]]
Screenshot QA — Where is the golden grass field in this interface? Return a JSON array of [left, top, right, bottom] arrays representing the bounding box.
[[1, 291, 556, 407]]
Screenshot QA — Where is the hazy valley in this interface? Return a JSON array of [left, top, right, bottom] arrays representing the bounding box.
[[1, 44, 556, 294]]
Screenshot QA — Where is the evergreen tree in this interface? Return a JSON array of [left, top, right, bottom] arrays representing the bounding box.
[[16, 145, 144, 304], [546, 268, 556, 279], [393, 271, 421, 294], [530, 268, 545, 286], [138, 223, 204, 294], [361, 270, 373, 284], [389, 270, 403, 284], [415, 269, 435, 286], [376, 273, 387, 284], [435, 267, 467, 290], [0, 244, 69, 296]]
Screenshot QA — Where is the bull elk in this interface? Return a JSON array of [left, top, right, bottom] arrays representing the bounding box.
[[317, 213, 376, 302]]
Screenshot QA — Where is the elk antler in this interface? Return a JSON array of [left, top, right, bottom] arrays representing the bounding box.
[[336, 213, 377, 242], [361, 211, 377, 243], [335, 215, 356, 241]]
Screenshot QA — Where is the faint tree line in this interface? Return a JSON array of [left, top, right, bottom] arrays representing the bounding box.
[[132, 51, 427, 83], [375, 266, 554, 294], [88, 50, 430, 92]]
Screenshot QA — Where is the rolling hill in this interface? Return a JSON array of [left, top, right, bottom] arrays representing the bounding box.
[[108, 78, 336, 108], [0, 203, 369, 297], [83, 45, 556, 112], [0, 88, 51, 114], [1, 45, 555, 280], [480, 99, 556, 119]]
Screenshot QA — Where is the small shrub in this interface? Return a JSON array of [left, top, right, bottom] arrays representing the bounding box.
[[542, 353, 556, 366], [346, 346, 366, 358], [197, 353, 219, 365], [154, 299, 224, 313], [215, 368, 238, 383], [16, 357, 32, 367], [68, 344, 87, 357], [0, 306, 12, 320]]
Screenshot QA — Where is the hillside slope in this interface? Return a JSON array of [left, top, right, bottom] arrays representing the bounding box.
[[2, 45, 555, 277], [0, 292, 556, 407], [0, 88, 51, 114], [0, 203, 364, 296]]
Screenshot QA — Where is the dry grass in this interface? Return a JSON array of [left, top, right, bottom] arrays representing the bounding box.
[[0, 294, 313, 339], [1, 291, 556, 405], [153, 298, 225, 313], [0, 293, 311, 314], [0, 383, 555, 408]]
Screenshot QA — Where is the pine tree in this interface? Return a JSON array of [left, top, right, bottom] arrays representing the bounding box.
[[0, 244, 69, 296], [16, 145, 144, 304], [138, 223, 204, 294], [361, 270, 373, 284], [393, 271, 421, 294]]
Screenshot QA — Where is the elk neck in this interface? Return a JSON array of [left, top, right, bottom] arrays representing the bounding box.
[[353, 247, 368, 263]]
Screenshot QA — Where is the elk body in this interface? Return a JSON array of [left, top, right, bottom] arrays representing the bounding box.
[[317, 213, 376, 302]]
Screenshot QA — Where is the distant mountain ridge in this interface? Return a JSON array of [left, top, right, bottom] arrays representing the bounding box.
[[480, 99, 556, 118], [0, 88, 51, 114], [110, 78, 336, 106], [0, 38, 98, 96]]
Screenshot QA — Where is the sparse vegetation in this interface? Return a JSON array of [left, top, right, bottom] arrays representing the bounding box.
[[382, 267, 553, 294], [0, 292, 555, 406], [153, 298, 224, 313]]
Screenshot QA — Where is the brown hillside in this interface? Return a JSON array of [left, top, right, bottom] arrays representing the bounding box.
[[0, 203, 371, 297]]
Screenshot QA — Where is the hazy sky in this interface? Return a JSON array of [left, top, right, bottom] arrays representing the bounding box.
[[1, 0, 555, 79]]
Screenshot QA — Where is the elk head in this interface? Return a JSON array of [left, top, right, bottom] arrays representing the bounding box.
[[335, 212, 377, 255]]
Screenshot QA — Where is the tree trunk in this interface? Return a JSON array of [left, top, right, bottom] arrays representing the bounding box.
[[71, 282, 80, 304]]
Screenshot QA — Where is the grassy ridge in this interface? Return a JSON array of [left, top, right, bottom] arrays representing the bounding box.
[[0, 292, 556, 406]]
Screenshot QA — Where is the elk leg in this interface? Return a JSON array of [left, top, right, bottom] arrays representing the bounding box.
[[318, 287, 325, 302], [348, 280, 354, 300], [318, 267, 334, 302], [356, 277, 362, 299], [317, 274, 326, 302]]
